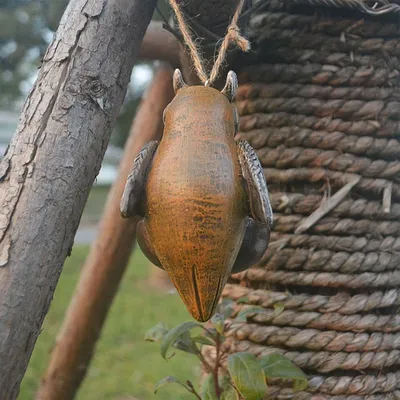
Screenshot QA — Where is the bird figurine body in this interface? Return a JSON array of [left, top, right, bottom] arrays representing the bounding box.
[[121, 69, 272, 321]]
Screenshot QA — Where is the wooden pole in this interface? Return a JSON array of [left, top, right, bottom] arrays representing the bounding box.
[[139, 21, 181, 67], [0, 0, 156, 398], [36, 64, 174, 400]]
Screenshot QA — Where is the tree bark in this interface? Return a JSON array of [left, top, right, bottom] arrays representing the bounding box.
[[0, 0, 157, 398], [36, 64, 174, 400]]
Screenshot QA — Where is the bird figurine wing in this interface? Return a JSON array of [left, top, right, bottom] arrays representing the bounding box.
[[120, 140, 158, 218], [236, 139, 273, 227]]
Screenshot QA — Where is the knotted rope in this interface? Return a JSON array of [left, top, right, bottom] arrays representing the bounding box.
[[168, 0, 250, 85]]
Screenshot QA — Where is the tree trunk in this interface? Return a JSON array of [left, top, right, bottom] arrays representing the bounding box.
[[0, 0, 156, 397], [36, 64, 174, 400]]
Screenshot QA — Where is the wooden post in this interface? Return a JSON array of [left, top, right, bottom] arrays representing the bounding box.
[[139, 22, 181, 67], [36, 64, 174, 400], [0, 0, 156, 398]]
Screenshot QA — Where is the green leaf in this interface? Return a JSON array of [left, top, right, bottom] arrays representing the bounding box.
[[219, 375, 231, 389], [173, 331, 198, 355], [235, 306, 265, 322], [144, 322, 168, 342], [160, 321, 202, 359], [211, 313, 225, 334], [293, 378, 308, 392], [259, 354, 307, 391], [221, 385, 240, 400], [219, 298, 235, 319], [154, 376, 189, 394], [273, 303, 285, 314], [201, 375, 218, 400], [227, 352, 267, 400], [236, 296, 250, 304], [205, 327, 218, 339], [192, 335, 216, 346], [220, 376, 240, 400]]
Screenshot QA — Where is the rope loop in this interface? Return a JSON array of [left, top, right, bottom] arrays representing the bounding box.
[[168, 0, 250, 86]]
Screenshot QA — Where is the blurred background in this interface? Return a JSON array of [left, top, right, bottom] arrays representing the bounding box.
[[1, 1, 198, 399]]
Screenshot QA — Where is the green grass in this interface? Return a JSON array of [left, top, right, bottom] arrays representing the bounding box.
[[80, 186, 110, 226], [19, 246, 199, 400]]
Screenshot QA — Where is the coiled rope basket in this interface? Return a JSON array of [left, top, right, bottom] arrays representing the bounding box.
[[205, 0, 400, 398]]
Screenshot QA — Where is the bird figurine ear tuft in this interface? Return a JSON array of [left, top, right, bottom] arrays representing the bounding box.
[[173, 69, 187, 94], [221, 71, 238, 102]]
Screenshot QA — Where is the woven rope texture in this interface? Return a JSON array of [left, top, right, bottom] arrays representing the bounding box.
[[204, 2, 400, 398]]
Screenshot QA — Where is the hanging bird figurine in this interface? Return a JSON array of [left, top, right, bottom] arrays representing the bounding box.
[[120, 69, 272, 321]]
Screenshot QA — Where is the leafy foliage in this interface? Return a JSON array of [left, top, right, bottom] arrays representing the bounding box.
[[160, 321, 202, 359], [144, 321, 169, 342], [227, 353, 267, 400], [219, 376, 239, 400], [259, 354, 308, 391], [234, 306, 265, 322], [145, 299, 308, 399], [154, 376, 189, 394], [210, 313, 225, 335], [201, 375, 218, 400]]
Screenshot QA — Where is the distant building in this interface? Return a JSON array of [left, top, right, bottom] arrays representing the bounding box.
[[0, 110, 121, 185]]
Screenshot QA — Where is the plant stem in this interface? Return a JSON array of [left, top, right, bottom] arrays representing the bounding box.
[[201, 325, 217, 337], [187, 381, 202, 400], [197, 351, 214, 374], [190, 389, 202, 400], [213, 332, 222, 398]]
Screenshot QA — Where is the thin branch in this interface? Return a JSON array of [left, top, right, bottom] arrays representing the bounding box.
[[197, 350, 215, 374], [383, 182, 393, 214], [295, 175, 361, 234], [186, 381, 203, 400], [213, 332, 223, 398], [200, 325, 217, 338]]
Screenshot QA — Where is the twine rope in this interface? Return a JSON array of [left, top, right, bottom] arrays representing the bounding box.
[[238, 126, 400, 159], [208, 0, 250, 84], [266, 232, 400, 253], [245, 313, 400, 334], [268, 193, 400, 220], [237, 307, 400, 333], [168, 0, 250, 85], [226, 339, 400, 372], [223, 284, 400, 314], [235, 268, 400, 289], [258, 247, 400, 273], [231, 323, 400, 352]]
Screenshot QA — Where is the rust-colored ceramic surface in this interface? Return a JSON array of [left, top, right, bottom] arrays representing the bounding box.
[[121, 70, 272, 322], [144, 85, 247, 321]]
